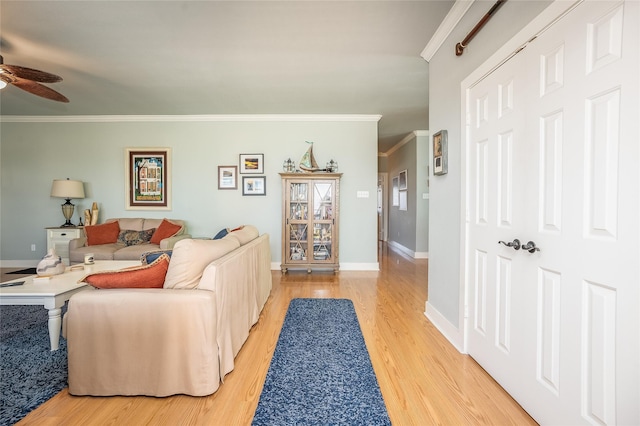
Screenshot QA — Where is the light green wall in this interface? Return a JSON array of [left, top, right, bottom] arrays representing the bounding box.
[[415, 132, 429, 254], [0, 117, 379, 268], [427, 1, 552, 326]]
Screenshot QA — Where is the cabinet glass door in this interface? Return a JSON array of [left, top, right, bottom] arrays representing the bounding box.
[[312, 182, 333, 262], [288, 223, 308, 262], [287, 182, 309, 262]]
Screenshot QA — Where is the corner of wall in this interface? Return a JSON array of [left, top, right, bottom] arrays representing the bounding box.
[[425, 300, 466, 353]]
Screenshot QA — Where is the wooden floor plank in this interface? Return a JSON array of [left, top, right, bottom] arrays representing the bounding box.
[[15, 243, 535, 425]]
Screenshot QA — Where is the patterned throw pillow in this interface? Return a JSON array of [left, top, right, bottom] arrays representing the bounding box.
[[79, 254, 170, 289], [117, 228, 155, 246], [140, 249, 173, 264]]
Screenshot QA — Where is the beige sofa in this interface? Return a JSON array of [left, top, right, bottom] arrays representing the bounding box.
[[64, 225, 272, 397], [68, 218, 190, 264]]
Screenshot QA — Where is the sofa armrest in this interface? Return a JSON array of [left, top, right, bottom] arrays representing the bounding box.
[[198, 233, 272, 379], [65, 288, 220, 397], [160, 233, 191, 250], [69, 236, 87, 250]]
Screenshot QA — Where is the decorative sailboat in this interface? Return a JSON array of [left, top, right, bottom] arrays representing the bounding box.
[[299, 141, 324, 172]]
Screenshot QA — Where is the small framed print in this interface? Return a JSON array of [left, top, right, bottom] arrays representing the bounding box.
[[242, 176, 266, 196], [239, 153, 264, 174], [433, 130, 448, 176], [399, 190, 408, 211], [218, 166, 237, 190], [399, 170, 407, 190]]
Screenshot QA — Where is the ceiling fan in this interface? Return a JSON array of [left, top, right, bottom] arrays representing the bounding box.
[[0, 55, 69, 103]]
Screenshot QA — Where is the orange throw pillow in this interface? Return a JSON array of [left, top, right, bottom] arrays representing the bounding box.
[[79, 254, 170, 289], [84, 221, 120, 246], [150, 219, 183, 244]]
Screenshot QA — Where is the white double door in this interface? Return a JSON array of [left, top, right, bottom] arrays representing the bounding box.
[[465, 0, 638, 424]]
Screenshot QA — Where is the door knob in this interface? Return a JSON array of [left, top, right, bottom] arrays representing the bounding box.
[[498, 239, 521, 250], [521, 241, 540, 253]]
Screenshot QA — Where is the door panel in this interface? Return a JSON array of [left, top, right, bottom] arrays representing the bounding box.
[[465, 1, 638, 423]]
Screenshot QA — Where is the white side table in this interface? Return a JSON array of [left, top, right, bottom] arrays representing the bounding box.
[[46, 227, 83, 265]]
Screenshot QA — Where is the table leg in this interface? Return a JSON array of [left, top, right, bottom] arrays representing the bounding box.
[[47, 307, 62, 351]]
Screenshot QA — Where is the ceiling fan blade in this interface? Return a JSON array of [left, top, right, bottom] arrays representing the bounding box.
[[11, 77, 69, 103], [0, 64, 63, 83]]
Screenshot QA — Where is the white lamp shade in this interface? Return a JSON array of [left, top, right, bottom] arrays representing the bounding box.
[[51, 179, 85, 199]]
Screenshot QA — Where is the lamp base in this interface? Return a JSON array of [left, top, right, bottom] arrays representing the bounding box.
[[60, 198, 76, 228]]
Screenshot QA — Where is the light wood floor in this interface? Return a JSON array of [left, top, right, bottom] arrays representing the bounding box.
[[13, 244, 535, 425]]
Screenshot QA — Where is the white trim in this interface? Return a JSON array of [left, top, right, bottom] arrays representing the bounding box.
[[382, 130, 429, 156], [388, 240, 416, 259], [461, 0, 583, 89], [340, 263, 380, 271], [378, 172, 389, 242], [0, 114, 383, 124], [421, 0, 475, 62], [425, 301, 466, 353], [388, 243, 428, 260]]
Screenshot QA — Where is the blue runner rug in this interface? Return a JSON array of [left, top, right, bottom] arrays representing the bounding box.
[[0, 305, 68, 426], [252, 298, 391, 425]]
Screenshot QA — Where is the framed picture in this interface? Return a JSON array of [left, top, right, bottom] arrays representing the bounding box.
[[392, 176, 399, 206], [239, 153, 264, 174], [399, 170, 407, 190], [218, 166, 238, 190], [242, 176, 266, 196], [399, 190, 408, 211], [125, 148, 171, 210], [433, 130, 448, 176]]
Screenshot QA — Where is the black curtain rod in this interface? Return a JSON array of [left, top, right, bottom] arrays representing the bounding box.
[[456, 0, 507, 56]]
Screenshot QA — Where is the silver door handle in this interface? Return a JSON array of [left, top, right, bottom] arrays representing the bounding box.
[[498, 239, 521, 250], [521, 241, 540, 253]]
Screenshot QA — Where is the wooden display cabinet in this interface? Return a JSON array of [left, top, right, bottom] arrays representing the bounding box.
[[280, 173, 341, 273]]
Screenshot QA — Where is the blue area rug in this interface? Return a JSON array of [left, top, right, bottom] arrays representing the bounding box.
[[252, 298, 391, 425], [0, 305, 68, 426]]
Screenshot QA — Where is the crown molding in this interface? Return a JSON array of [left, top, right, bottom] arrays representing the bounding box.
[[379, 130, 429, 157], [0, 114, 382, 123], [421, 0, 475, 62]]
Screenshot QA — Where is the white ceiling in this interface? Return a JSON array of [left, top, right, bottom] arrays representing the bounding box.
[[0, 1, 454, 153]]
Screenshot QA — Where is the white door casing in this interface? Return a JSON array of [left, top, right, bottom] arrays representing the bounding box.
[[462, 0, 638, 424], [378, 173, 388, 241]]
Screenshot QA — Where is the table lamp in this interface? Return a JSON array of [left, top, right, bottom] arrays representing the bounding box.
[[50, 178, 85, 227]]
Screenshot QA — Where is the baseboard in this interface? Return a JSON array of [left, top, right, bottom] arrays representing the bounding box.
[[0, 260, 38, 268], [340, 263, 379, 271], [387, 240, 414, 258], [270, 262, 380, 271], [424, 301, 466, 353], [387, 242, 429, 260]]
